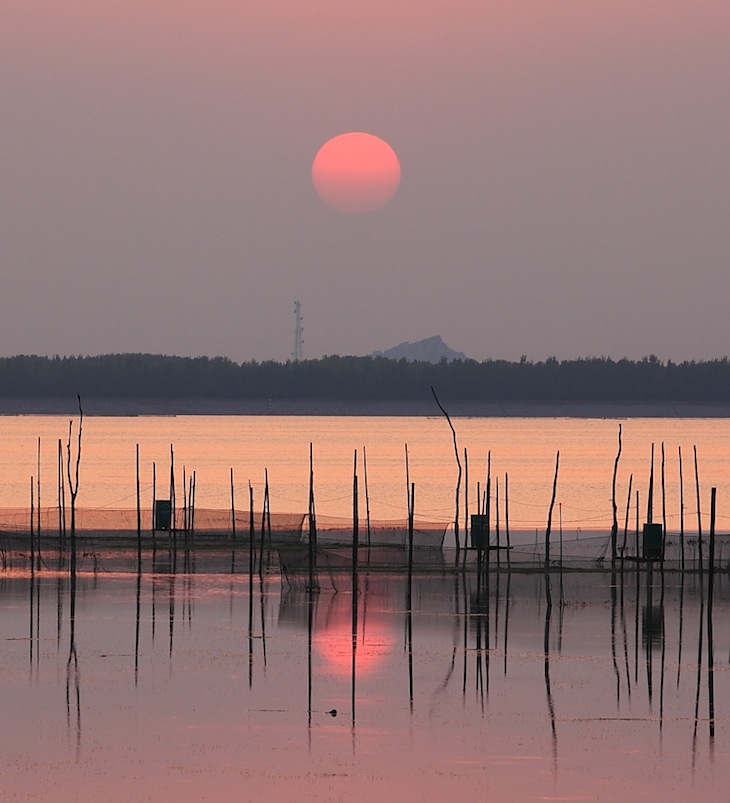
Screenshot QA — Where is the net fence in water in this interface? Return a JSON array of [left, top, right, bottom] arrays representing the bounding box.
[[1, 506, 728, 575], [0, 507, 446, 548]]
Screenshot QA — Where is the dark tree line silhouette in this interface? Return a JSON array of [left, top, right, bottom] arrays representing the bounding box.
[[1, 353, 729, 402]]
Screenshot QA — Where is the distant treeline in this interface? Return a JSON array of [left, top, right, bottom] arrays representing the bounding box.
[[2, 353, 730, 402]]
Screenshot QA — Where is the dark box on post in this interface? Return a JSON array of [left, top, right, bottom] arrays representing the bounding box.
[[642, 523, 663, 561]]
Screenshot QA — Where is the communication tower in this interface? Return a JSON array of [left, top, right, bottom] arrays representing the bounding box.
[[292, 300, 304, 362]]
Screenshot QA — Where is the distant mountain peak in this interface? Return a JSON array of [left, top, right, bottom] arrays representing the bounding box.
[[372, 335, 468, 364]]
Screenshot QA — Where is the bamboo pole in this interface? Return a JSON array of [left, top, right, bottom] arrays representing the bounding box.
[[182, 466, 188, 535], [352, 450, 359, 579], [407, 483, 415, 606], [259, 473, 267, 578], [694, 445, 703, 576], [308, 444, 317, 591], [57, 438, 66, 556], [621, 474, 633, 560], [169, 444, 175, 538], [647, 443, 654, 525], [190, 469, 198, 536], [678, 446, 685, 572], [707, 486, 716, 739], [545, 452, 560, 574], [495, 476, 501, 569], [611, 424, 622, 566], [464, 447, 469, 549], [265, 468, 272, 550], [30, 476, 35, 575], [485, 452, 491, 575], [36, 437, 41, 568], [230, 468, 236, 541], [152, 461, 157, 552], [504, 472, 511, 569], [363, 445, 371, 547], [404, 444, 411, 521], [708, 487, 716, 583], [249, 482, 255, 581], [661, 442, 667, 562], [136, 444, 141, 565]]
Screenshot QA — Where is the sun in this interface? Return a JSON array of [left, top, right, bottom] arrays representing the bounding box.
[[311, 132, 401, 214]]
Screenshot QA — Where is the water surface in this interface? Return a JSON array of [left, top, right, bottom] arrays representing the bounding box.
[[2, 562, 727, 801]]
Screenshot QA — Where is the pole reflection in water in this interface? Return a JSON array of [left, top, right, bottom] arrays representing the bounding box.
[[543, 578, 557, 776], [3, 562, 729, 801], [611, 570, 621, 708], [66, 568, 80, 758], [134, 566, 141, 685]]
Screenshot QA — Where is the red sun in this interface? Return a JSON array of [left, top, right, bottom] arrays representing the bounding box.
[[312, 132, 401, 214]]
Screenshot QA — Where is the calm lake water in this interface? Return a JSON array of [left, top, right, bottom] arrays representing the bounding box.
[[2, 415, 730, 535], [1, 415, 729, 800], [1, 565, 728, 801]]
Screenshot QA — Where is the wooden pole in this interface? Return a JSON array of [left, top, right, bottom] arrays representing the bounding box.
[[495, 476, 501, 569], [611, 424, 622, 566], [363, 445, 371, 547], [182, 466, 188, 535], [647, 443, 654, 525], [152, 461, 157, 551], [352, 450, 359, 578], [505, 472, 511, 569], [635, 490, 640, 560], [265, 468, 272, 550], [249, 482, 255, 581], [36, 437, 41, 569], [707, 486, 716, 738], [230, 467, 236, 542], [708, 487, 716, 583], [678, 446, 685, 572], [661, 442, 667, 562], [136, 444, 142, 565], [404, 443, 411, 521], [407, 483, 415, 606], [621, 474, 633, 560], [559, 502, 563, 570], [169, 444, 175, 529], [30, 476, 35, 575], [190, 471, 196, 535], [464, 447, 469, 550], [545, 452, 560, 573], [57, 438, 65, 555], [259, 473, 267, 578], [485, 452, 491, 575], [308, 444, 317, 591], [694, 445, 703, 576]]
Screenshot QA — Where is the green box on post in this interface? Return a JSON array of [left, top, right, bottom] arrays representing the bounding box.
[[642, 523, 663, 561], [470, 515, 489, 549], [155, 499, 172, 531]]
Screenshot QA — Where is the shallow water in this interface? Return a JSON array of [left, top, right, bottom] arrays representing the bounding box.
[[2, 561, 728, 801], [2, 415, 730, 538]]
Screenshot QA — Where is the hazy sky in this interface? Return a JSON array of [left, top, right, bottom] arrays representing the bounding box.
[[1, 1, 729, 363]]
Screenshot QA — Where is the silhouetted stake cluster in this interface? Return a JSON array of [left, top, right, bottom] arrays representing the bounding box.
[[11, 403, 729, 592]]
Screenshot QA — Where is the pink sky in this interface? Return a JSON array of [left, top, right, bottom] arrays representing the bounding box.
[[1, 1, 729, 361]]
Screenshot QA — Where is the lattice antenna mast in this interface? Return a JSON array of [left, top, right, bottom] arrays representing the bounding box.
[[292, 300, 304, 362]]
